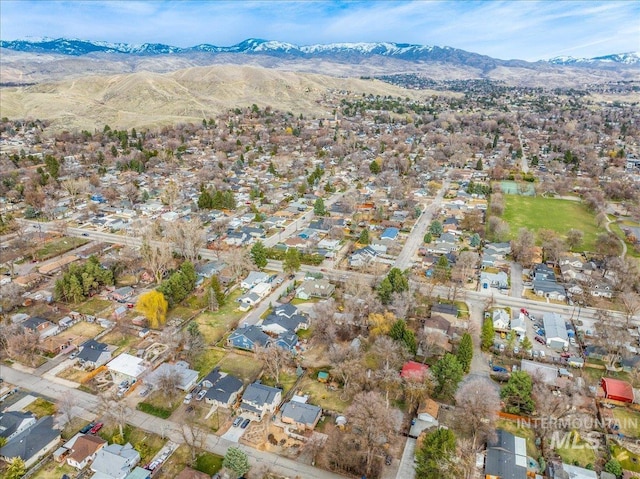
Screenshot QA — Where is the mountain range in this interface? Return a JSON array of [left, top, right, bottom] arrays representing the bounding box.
[[2, 37, 639, 67]]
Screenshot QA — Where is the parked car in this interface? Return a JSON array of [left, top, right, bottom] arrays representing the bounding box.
[[385, 455, 393, 466], [539, 350, 546, 358], [233, 417, 244, 427], [520, 308, 529, 316], [534, 335, 546, 345], [241, 418, 250, 429], [532, 350, 540, 358], [89, 422, 104, 435], [139, 386, 151, 397], [196, 389, 207, 401], [492, 366, 508, 373], [80, 422, 95, 434], [569, 337, 577, 346], [513, 347, 520, 355], [184, 393, 193, 404]]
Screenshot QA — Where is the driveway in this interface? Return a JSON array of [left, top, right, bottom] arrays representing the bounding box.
[[220, 421, 247, 443], [510, 262, 523, 298], [395, 437, 416, 479]]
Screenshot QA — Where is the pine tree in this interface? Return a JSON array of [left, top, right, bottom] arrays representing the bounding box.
[[358, 228, 370, 244], [223, 446, 250, 477], [431, 353, 464, 399], [481, 318, 495, 351], [250, 241, 268, 269], [456, 332, 473, 373]]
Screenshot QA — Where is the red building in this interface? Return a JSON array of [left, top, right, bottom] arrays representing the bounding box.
[[601, 378, 635, 403], [401, 361, 430, 381]]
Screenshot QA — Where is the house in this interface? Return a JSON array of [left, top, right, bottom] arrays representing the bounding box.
[[90, 442, 140, 479], [296, 279, 335, 299], [423, 315, 453, 337], [380, 227, 399, 241], [204, 373, 244, 408], [250, 282, 271, 299], [241, 271, 270, 290], [175, 467, 211, 479], [601, 378, 635, 403], [0, 416, 61, 468], [145, 361, 199, 392], [113, 305, 127, 320], [409, 398, 440, 437], [272, 332, 299, 352], [240, 382, 282, 419], [492, 309, 510, 332], [543, 312, 569, 350], [124, 467, 151, 479], [67, 434, 107, 469], [521, 360, 559, 386], [621, 355, 640, 373], [196, 261, 226, 279], [484, 429, 528, 479], [480, 271, 509, 290], [106, 353, 148, 384], [349, 246, 377, 268], [227, 325, 270, 351], [109, 286, 134, 302], [401, 361, 429, 381], [532, 264, 566, 300], [22, 316, 60, 339], [510, 314, 527, 336], [0, 411, 37, 441], [77, 339, 112, 369], [280, 400, 322, 430], [273, 303, 300, 319], [550, 462, 598, 479], [237, 291, 261, 306], [261, 312, 309, 336], [431, 303, 458, 323]]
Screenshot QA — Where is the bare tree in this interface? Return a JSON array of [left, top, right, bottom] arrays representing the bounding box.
[[595, 310, 627, 369], [0, 282, 24, 312], [346, 391, 400, 476], [256, 346, 291, 385], [511, 227, 536, 267], [99, 393, 130, 437], [160, 326, 183, 362], [403, 375, 431, 412], [454, 379, 500, 449], [166, 218, 205, 264], [2, 325, 40, 367], [311, 299, 338, 346], [180, 419, 208, 466], [57, 394, 78, 426], [140, 240, 172, 284], [620, 291, 640, 327], [61, 178, 88, 207], [566, 229, 584, 251], [452, 251, 479, 283], [155, 368, 183, 407], [220, 249, 252, 280]]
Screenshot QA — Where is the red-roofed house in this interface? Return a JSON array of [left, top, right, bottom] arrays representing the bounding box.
[[601, 378, 635, 403], [401, 361, 429, 381]]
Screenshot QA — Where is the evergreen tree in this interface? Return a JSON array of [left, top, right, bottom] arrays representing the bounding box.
[[358, 228, 370, 245], [389, 319, 417, 354], [210, 275, 226, 307], [369, 160, 381, 174], [283, 248, 301, 275], [250, 241, 268, 269], [223, 446, 250, 477], [387, 267, 409, 293], [475, 158, 483, 170], [314, 197, 326, 216], [456, 332, 473, 374], [604, 459, 623, 478], [501, 371, 534, 414], [431, 353, 464, 399], [470, 233, 481, 248], [377, 277, 394, 304], [423, 232, 432, 244], [481, 318, 495, 351], [415, 427, 457, 479], [429, 220, 443, 236]]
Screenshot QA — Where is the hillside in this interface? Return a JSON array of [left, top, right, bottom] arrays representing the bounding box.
[[0, 64, 435, 130]]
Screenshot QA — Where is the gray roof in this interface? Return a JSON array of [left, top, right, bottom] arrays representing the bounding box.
[[77, 339, 110, 363], [0, 415, 60, 463], [262, 313, 308, 333], [242, 382, 281, 408], [0, 411, 36, 439], [484, 429, 527, 479], [229, 325, 270, 348], [280, 401, 322, 425], [91, 442, 140, 479], [204, 374, 243, 403], [145, 362, 198, 391], [273, 303, 299, 318], [543, 312, 569, 342]]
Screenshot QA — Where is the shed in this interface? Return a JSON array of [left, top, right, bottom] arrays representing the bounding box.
[[317, 371, 329, 383], [601, 378, 635, 403]]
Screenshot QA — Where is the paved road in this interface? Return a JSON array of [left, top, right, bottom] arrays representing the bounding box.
[[394, 178, 450, 271], [517, 126, 529, 174], [0, 366, 346, 479], [510, 262, 524, 298], [395, 437, 416, 479], [239, 277, 296, 327]]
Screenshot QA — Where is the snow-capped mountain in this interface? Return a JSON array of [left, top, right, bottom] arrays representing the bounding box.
[[548, 52, 640, 65], [1, 38, 637, 71]]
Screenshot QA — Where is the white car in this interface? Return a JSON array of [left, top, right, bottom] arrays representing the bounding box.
[[184, 393, 192, 404], [196, 389, 207, 401]]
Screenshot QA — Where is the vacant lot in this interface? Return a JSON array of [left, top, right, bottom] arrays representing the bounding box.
[[612, 408, 640, 437], [25, 397, 56, 418], [100, 329, 139, 354], [75, 298, 112, 316], [296, 376, 351, 414], [34, 236, 89, 260], [156, 445, 223, 479], [193, 348, 226, 377], [195, 290, 246, 343], [217, 352, 263, 384], [502, 196, 602, 251], [64, 320, 104, 338], [612, 444, 640, 473], [29, 460, 76, 479], [554, 432, 597, 467]]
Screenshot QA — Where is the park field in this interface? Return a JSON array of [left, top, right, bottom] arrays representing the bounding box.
[[502, 196, 602, 251]]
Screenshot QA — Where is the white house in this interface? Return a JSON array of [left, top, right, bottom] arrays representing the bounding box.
[[510, 314, 527, 336], [492, 309, 510, 331], [241, 271, 270, 290], [251, 282, 271, 299], [106, 354, 148, 384]]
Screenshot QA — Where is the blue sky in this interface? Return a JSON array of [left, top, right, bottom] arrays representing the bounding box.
[[1, 1, 638, 61]]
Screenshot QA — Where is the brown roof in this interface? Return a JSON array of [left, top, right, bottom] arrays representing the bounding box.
[[68, 434, 106, 462], [175, 467, 211, 479], [418, 398, 440, 420]]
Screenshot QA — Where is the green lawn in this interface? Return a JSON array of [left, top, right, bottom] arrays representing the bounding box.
[[502, 196, 602, 251], [34, 237, 89, 260], [75, 297, 112, 316], [194, 290, 246, 344], [496, 419, 539, 458], [296, 376, 351, 414], [612, 408, 640, 438], [25, 398, 56, 417], [217, 352, 264, 383], [168, 305, 200, 322], [262, 371, 298, 395], [555, 431, 597, 467], [30, 460, 76, 479], [193, 348, 226, 377], [194, 452, 224, 474], [610, 221, 640, 258], [612, 445, 640, 473]]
